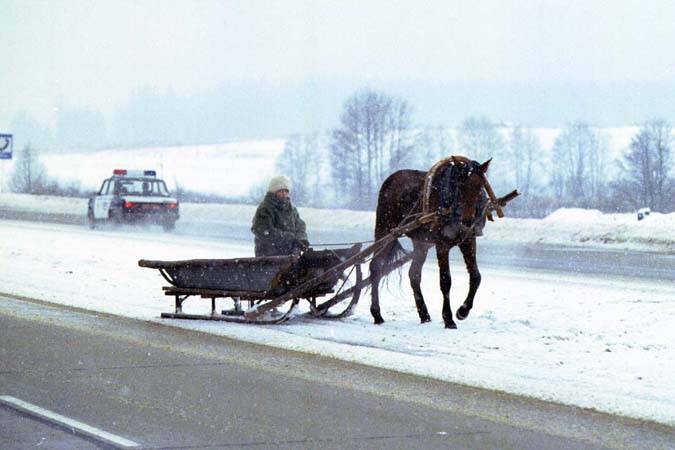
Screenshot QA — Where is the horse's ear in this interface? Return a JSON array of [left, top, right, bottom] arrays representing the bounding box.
[[480, 158, 492, 174]]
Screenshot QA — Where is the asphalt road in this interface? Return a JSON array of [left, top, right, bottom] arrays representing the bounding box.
[[2, 296, 674, 450], [177, 222, 675, 282], [2, 209, 673, 282]]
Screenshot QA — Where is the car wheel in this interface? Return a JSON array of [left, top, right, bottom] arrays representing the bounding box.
[[110, 209, 122, 226], [87, 209, 96, 229], [162, 220, 176, 232]]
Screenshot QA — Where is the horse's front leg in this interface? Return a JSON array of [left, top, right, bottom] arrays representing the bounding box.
[[457, 237, 481, 320], [409, 241, 432, 323], [436, 242, 456, 329]]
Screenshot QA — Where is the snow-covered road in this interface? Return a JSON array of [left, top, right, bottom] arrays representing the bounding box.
[[1, 219, 673, 427]]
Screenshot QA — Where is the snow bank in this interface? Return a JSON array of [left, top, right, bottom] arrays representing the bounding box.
[[485, 208, 675, 252], [0, 193, 86, 216], [1, 193, 673, 253]]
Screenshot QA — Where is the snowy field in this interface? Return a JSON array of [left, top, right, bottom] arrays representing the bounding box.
[[32, 139, 286, 196], [0, 199, 674, 427]]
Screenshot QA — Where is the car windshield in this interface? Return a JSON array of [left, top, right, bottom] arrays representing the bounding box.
[[114, 179, 169, 196]]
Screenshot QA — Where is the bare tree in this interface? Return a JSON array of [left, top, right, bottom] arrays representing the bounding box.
[[458, 117, 503, 162], [276, 133, 322, 206], [505, 126, 562, 217], [10, 145, 48, 194], [330, 89, 414, 208], [414, 126, 455, 169], [613, 120, 674, 211], [458, 117, 507, 191], [589, 130, 609, 205], [549, 122, 603, 206], [509, 125, 542, 195], [386, 99, 414, 173]]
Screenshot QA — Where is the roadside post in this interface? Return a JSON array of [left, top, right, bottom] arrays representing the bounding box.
[[0, 133, 13, 193]]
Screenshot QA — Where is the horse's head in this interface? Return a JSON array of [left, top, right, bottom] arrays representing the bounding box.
[[457, 158, 491, 228], [436, 157, 492, 240]]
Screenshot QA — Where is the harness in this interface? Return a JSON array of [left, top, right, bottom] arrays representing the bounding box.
[[421, 155, 508, 233], [421, 155, 471, 214], [421, 156, 488, 234]]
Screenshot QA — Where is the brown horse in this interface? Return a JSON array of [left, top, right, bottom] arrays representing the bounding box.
[[369, 156, 496, 329]]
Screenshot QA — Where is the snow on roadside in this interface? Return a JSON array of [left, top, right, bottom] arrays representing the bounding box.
[[0, 193, 86, 216], [485, 208, 675, 253], [1, 193, 674, 252], [0, 219, 673, 426]]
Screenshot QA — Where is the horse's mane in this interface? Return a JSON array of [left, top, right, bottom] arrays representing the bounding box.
[[421, 155, 473, 214]]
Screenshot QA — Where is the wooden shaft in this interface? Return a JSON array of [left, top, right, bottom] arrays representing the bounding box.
[[245, 211, 438, 320], [482, 176, 504, 218], [314, 252, 413, 312], [498, 189, 520, 205]]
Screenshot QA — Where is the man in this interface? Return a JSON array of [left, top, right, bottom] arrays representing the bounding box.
[[251, 175, 309, 257]]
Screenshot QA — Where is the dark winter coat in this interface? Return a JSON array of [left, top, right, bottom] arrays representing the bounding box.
[[251, 193, 308, 256]]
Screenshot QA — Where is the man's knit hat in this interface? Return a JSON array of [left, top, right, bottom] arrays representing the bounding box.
[[267, 175, 291, 193]]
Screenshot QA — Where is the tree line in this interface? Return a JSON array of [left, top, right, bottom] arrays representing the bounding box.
[[278, 89, 675, 215], [7, 88, 675, 215]]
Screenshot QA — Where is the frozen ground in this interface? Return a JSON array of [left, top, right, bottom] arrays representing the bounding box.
[[0, 200, 673, 427]]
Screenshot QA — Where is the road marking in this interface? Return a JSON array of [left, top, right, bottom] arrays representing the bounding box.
[[0, 395, 140, 448]]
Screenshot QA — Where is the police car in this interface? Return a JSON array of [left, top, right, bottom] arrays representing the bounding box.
[[87, 169, 179, 231]]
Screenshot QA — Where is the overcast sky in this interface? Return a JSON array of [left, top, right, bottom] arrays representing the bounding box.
[[3, 0, 675, 128]]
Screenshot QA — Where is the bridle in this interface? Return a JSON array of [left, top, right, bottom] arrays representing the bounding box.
[[421, 156, 503, 239]]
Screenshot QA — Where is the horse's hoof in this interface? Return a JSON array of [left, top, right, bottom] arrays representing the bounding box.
[[420, 316, 431, 324], [445, 321, 458, 329], [371, 308, 385, 325], [456, 306, 470, 320]]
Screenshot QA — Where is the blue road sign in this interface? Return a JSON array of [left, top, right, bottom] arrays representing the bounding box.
[[0, 134, 13, 160]]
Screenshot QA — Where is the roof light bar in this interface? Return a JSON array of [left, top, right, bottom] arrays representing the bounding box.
[[112, 169, 157, 178]]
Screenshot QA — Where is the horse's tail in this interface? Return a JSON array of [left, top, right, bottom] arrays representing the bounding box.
[[369, 238, 407, 295], [380, 239, 406, 271], [370, 170, 421, 290], [372, 195, 408, 285]]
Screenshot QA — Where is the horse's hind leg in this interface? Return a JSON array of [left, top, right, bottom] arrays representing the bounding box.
[[369, 245, 390, 325], [436, 242, 456, 329], [457, 237, 481, 320], [409, 241, 432, 323]]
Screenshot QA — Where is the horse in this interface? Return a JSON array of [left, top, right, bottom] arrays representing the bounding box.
[[369, 156, 498, 329]]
